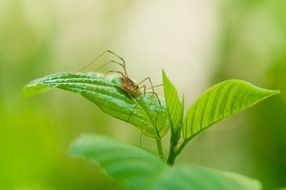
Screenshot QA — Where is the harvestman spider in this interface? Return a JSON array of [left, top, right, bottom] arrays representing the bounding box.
[[79, 50, 162, 104], [79, 50, 163, 145]]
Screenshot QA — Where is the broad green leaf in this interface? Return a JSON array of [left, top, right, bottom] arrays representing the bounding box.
[[162, 70, 184, 141], [23, 72, 169, 139], [183, 79, 280, 139], [70, 133, 166, 190], [153, 165, 261, 190], [70, 133, 262, 190]]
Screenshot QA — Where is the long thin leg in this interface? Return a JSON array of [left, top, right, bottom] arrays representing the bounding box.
[[124, 104, 144, 148], [145, 84, 163, 90], [127, 89, 161, 139], [78, 50, 127, 73], [103, 70, 124, 78], [126, 104, 138, 125], [138, 85, 160, 101], [78, 50, 112, 72], [137, 77, 156, 93], [94, 60, 124, 72], [137, 77, 162, 136], [105, 50, 127, 75], [138, 85, 147, 96], [139, 91, 162, 107], [139, 84, 163, 97], [106, 50, 126, 67], [137, 77, 152, 86], [137, 77, 161, 105]]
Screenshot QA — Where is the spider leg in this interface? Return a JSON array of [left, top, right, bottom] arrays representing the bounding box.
[[77, 50, 127, 74], [103, 70, 124, 78], [125, 104, 144, 148], [105, 50, 126, 67], [93, 60, 124, 72], [145, 84, 163, 90], [138, 85, 147, 96], [137, 80, 162, 137], [105, 50, 127, 74], [137, 77, 161, 105]]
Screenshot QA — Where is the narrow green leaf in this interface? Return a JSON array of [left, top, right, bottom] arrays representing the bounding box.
[[23, 72, 170, 139], [162, 70, 183, 140], [70, 134, 262, 190], [183, 79, 280, 139]]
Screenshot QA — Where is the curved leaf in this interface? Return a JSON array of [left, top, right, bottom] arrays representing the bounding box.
[[23, 72, 169, 139], [183, 79, 280, 140], [70, 134, 262, 190], [70, 133, 166, 190], [153, 165, 261, 190]]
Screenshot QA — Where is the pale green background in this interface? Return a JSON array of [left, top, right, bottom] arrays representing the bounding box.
[[0, 1, 285, 189]]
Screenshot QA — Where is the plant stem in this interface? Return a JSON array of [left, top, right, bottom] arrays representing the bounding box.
[[174, 135, 199, 160], [174, 140, 188, 157], [156, 139, 164, 159], [167, 130, 178, 165], [167, 141, 176, 165], [167, 139, 188, 165]]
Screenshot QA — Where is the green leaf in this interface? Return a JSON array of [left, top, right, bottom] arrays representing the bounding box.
[[162, 70, 184, 141], [153, 165, 261, 190], [70, 133, 166, 190], [23, 72, 170, 139], [183, 79, 280, 140], [70, 133, 262, 190]]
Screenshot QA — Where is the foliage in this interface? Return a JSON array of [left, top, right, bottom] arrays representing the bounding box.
[[23, 72, 169, 139], [23, 70, 280, 189], [70, 134, 261, 190]]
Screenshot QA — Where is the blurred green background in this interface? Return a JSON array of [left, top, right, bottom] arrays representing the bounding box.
[[0, 1, 285, 189]]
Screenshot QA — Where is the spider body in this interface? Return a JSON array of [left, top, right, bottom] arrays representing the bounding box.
[[80, 50, 160, 101], [120, 76, 141, 97]]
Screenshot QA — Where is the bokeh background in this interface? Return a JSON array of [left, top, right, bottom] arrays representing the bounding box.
[[0, 1, 285, 189]]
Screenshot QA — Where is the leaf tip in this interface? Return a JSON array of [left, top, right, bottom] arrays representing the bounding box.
[[21, 83, 49, 98], [272, 90, 281, 95], [69, 133, 92, 157], [260, 88, 281, 98], [162, 70, 167, 80]]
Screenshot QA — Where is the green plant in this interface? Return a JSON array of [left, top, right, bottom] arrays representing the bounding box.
[[23, 70, 280, 190]]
